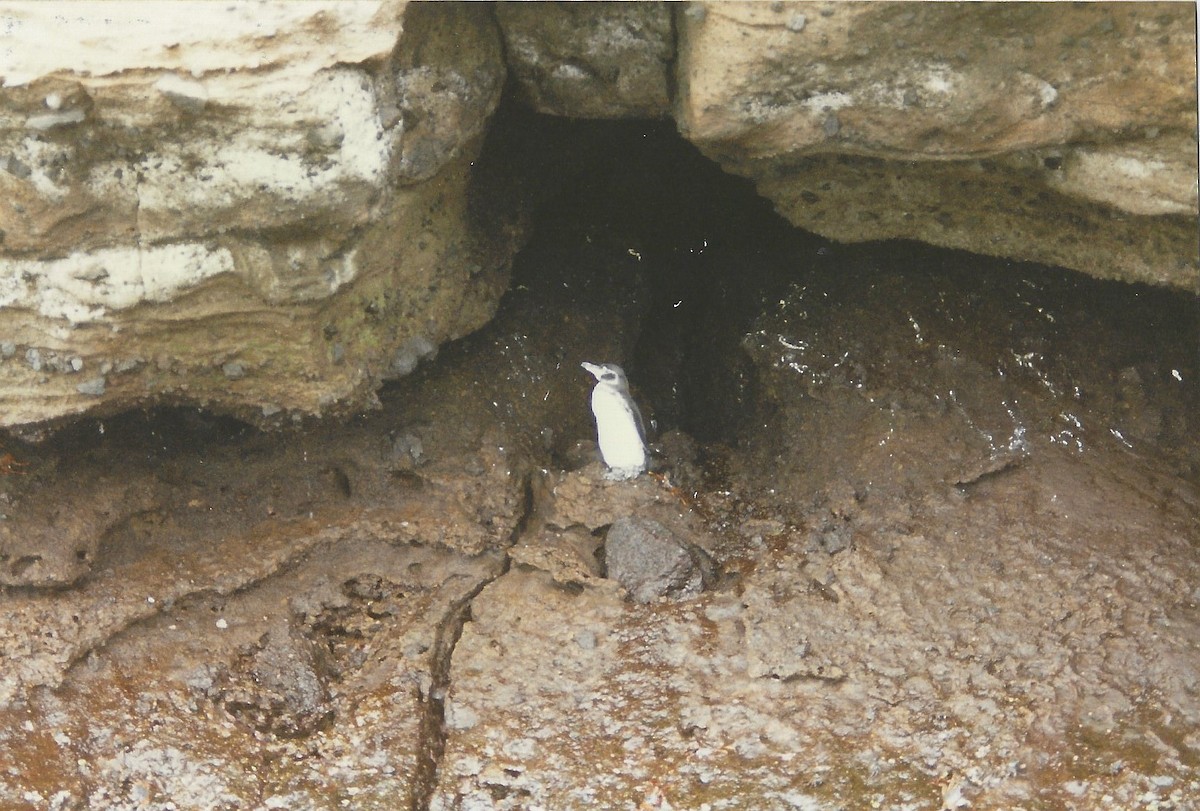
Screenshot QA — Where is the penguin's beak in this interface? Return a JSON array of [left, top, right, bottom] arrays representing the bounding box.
[[581, 361, 603, 379]]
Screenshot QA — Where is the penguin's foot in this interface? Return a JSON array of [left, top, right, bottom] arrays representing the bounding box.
[[602, 466, 644, 482]]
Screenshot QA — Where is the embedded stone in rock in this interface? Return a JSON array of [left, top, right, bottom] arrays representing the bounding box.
[[496, 2, 674, 119], [212, 621, 334, 739], [0, 1, 515, 429], [603, 516, 715, 603]]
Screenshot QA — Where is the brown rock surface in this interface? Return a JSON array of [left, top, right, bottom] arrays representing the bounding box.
[[436, 452, 1199, 809], [676, 1, 1199, 288]]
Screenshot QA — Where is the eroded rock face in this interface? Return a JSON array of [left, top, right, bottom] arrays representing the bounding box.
[[676, 1, 1199, 288], [0, 1, 514, 430]]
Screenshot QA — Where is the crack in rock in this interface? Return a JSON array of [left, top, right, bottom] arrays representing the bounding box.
[[409, 474, 533, 810], [409, 569, 505, 811]]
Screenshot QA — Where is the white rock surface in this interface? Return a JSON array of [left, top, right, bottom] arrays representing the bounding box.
[[0, 1, 513, 429]]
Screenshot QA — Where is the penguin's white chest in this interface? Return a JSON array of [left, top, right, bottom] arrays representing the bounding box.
[[590, 386, 647, 475]]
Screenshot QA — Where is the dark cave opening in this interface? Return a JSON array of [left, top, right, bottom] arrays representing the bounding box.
[[474, 103, 1199, 493], [473, 103, 835, 447]]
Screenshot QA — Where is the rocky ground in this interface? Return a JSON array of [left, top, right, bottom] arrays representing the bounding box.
[[1, 132, 1197, 811]]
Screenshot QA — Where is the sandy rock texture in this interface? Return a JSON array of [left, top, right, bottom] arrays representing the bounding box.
[[676, 2, 1198, 288], [0, 1, 514, 430], [436, 454, 1200, 810], [1, 531, 507, 809]]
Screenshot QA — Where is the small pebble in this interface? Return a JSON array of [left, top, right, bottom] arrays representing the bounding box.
[[75, 376, 106, 396], [3, 157, 31, 180], [1063, 780, 1088, 797]]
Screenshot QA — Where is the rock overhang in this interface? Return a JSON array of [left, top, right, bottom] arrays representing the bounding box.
[[0, 0, 1195, 432]]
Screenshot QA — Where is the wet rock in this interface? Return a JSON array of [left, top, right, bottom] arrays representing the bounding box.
[[433, 568, 628, 807], [549, 464, 688, 532], [544, 463, 729, 602], [386, 437, 526, 556], [808, 516, 853, 556], [1115, 365, 1165, 443], [435, 452, 1200, 809], [733, 249, 1199, 513], [0, 399, 523, 708], [0, 536, 504, 807], [603, 516, 716, 603], [386, 432, 426, 470], [655, 428, 704, 487]]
